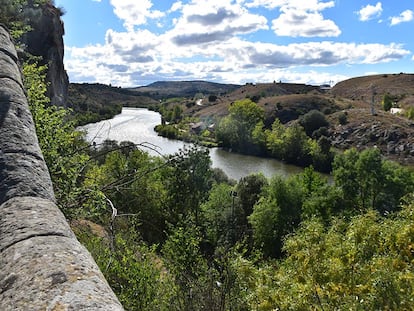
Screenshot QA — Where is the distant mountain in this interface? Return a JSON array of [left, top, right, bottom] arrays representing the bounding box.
[[68, 83, 158, 125], [128, 80, 241, 99]]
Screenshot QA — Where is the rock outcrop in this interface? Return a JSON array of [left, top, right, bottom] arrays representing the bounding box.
[[329, 109, 414, 165], [21, 2, 69, 106], [0, 25, 124, 310]]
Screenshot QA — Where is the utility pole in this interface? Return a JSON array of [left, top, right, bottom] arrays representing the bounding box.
[[370, 84, 377, 116]]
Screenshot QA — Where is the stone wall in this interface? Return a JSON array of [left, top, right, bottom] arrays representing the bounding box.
[[0, 25, 124, 310]]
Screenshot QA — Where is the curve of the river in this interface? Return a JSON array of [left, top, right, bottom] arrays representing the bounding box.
[[80, 108, 304, 180]]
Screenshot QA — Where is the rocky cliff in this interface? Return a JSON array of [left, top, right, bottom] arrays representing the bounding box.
[[0, 24, 124, 310], [21, 2, 68, 106]]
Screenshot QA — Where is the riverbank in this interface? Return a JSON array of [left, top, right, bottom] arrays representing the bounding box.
[[79, 107, 308, 180]]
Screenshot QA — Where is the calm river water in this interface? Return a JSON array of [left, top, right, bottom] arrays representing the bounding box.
[[80, 108, 304, 180]]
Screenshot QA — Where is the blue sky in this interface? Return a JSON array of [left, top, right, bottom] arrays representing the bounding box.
[[54, 0, 414, 87]]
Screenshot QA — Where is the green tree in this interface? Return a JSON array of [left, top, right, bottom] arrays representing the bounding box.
[[164, 146, 212, 226], [382, 93, 393, 111], [282, 124, 312, 165], [299, 109, 329, 137], [234, 173, 268, 242], [216, 99, 264, 153], [266, 119, 285, 159], [241, 199, 414, 310], [162, 221, 209, 311], [201, 183, 234, 247], [23, 59, 89, 217], [249, 175, 303, 258], [80, 230, 177, 311], [85, 145, 168, 244], [333, 148, 413, 214]]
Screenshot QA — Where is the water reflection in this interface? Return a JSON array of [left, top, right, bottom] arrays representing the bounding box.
[[80, 108, 305, 180]]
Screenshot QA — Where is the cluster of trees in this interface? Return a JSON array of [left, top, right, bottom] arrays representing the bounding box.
[[25, 56, 414, 309], [216, 99, 333, 172]]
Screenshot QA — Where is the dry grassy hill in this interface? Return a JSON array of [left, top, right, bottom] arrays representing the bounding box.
[[331, 73, 414, 109], [67, 76, 414, 165]]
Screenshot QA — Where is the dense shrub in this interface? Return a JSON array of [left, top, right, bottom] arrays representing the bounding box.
[[300, 109, 329, 137]]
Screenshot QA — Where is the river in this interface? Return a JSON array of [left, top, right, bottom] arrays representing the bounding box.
[[80, 107, 304, 180]]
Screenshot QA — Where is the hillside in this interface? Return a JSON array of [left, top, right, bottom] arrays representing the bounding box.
[[331, 73, 414, 109], [68, 83, 158, 125], [67, 76, 414, 165], [129, 80, 240, 99]]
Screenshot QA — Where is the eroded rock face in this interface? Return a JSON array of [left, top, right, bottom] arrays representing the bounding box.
[[329, 113, 414, 165], [0, 25, 124, 310], [22, 2, 69, 107]]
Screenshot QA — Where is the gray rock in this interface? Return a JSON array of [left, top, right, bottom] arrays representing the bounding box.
[[0, 25, 124, 310]]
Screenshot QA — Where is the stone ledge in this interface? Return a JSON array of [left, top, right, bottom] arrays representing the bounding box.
[[0, 151, 55, 204], [0, 197, 74, 252], [0, 235, 124, 311]]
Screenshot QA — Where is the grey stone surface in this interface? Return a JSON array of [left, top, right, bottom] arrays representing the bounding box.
[[0, 197, 75, 252], [0, 236, 124, 311], [0, 27, 55, 204], [0, 25, 124, 310]]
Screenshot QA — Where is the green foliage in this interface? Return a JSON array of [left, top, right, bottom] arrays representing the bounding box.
[[267, 122, 313, 166], [241, 200, 414, 310], [162, 221, 209, 311], [333, 148, 414, 214], [201, 183, 234, 247], [249, 175, 304, 258], [338, 111, 348, 125], [158, 104, 183, 123], [216, 99, 264, 153], [382, 93, 393, 111], [299, 109, 329, 137], [154, 124, 179, 138], [165, 146, 212, 226], [407, 107, 414, 120], [309, 136, 334, 173], [282, 124, 312, 165], [80, 231, 177, 311], [23, 59, 90, 216], [85, 145, 168, 243]]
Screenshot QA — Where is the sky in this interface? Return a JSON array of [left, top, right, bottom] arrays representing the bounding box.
[[53, 0, 414, 87]]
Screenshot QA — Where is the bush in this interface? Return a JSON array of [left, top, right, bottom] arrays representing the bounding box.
[[299, 110, 329, 137], [407, 107, 414, 120], [382, 94, 393, 111], [208, 95, 217, 102], [338, 111, 348, 125]]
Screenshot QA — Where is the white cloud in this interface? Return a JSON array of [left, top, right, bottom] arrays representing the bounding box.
[[250, 0, 340, 37], [64, 26, 409, 87], [62, 0, 410, 87], [166, 1, 268, 46], [246, 0, 334, 11], [357, 2, 382, 22], [109, 0, 164, 31], [170, 1, 183, 12], [272, 8, 340, 37], [390, 9, 413, 26]]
